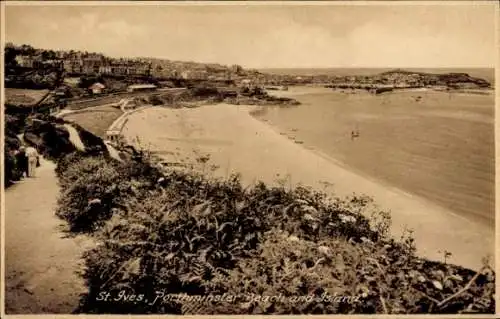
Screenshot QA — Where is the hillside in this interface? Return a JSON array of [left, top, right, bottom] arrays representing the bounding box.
[[3, 111, 495, 314]]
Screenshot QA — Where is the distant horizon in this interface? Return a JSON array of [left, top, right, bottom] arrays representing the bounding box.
[[4, 4, 496, 69]]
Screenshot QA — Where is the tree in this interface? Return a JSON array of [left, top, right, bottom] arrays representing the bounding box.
[[19, 44, 35, 55], [4, 46, 19, 67], [41, 50, 57, 60]]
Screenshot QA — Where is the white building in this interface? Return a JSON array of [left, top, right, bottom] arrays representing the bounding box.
[[15, 55, 34, 68], [127, 84, 157, 93], [89, 82, 106, 94]]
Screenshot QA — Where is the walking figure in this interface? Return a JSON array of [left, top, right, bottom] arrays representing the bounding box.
[[15, 146, 28, 178], [25, 146, 40, 177]]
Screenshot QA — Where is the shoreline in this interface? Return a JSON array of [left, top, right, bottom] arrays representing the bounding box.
[[250, 102, 494, 227], [121, 103, 494, 271], [252, 109, 494, 228]]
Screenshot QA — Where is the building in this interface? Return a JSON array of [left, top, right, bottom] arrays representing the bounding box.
[[64, 59, 83, 74], [190, 70, 208, 80], [80, 55, 104, 75], [127, 62, 151, 76], [127, 84, 157, 93], [240, 79, 252, 88], [89, 82, 106, 94], [111, 63, 129, 75], [15, 55, 34, 68], [41, 60, 64, 70], [64, 77, 80, 88], [99, 65, 112, 74], [106, 129, 123, 144], [54, 86, 70, 98], [180, 71, 191, 80]]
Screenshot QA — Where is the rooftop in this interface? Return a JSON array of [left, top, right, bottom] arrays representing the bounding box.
[[127, 84, 157, 89], [89, 82, 106, 89]]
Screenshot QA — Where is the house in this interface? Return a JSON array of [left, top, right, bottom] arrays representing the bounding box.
[[127, 84, 157, 93], [54, 86, 70, 98], [240, 79, 252, 88], [181, 71, 191, 80], [190, 70, 208, 80], [99, 65, 112, 74], [89, 82, 106, 94], [218, 88, 238, 98], [111, 63, 129, 75], [15, 55, 34, 68], [106, 129, 123, 144], [64, 77, 80, 88], [64, 59, 83, 74]]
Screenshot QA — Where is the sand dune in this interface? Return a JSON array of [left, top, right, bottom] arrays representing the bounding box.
[[122, 104, 495, 271]]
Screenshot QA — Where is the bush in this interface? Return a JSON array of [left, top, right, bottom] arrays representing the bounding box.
[[51, 145, 495, 315], [191, 86, 219, 98], [72, 123, 109, 156], [56, 157, 122, 232], [4, 149, 24, 186], [24, 120, 76, 160], [56, 153, 166, 233], [148, 95, 164, 106]]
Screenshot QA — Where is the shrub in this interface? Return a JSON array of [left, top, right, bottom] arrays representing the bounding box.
[[56, 158, 123, 232], [56, 153, 166, 233], [51, 142, 495, 315], [72, 160, 436, 314], [191, 86, 219, 98], [24, 120, 76, 160], [148, 95, 164, 106], [72, 123, 109, 156]]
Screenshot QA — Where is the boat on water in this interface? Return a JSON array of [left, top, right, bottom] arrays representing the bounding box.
[[351, 124, 360, 140]]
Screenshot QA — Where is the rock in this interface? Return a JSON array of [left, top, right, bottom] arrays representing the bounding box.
[[432, 280, 443, 290]]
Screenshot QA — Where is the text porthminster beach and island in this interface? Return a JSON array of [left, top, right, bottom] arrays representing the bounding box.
[[2, 3, 497, 316]]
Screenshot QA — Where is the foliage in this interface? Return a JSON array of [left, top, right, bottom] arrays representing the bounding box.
[[49, 152, 496, 314], [55, 153, 163, 233], [23, 120, 76, 161]]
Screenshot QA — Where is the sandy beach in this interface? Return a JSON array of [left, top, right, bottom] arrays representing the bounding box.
[[121, 103, 494, 271]]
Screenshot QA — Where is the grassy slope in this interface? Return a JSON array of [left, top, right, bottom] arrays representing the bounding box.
[[62, 106, 123, 137]]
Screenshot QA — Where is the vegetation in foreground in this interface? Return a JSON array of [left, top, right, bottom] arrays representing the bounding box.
[[4, 112, 495, 315], [52, 149, 495, 315]]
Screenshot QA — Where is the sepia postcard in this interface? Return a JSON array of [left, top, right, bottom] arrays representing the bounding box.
[[0, 1, 498, 318]]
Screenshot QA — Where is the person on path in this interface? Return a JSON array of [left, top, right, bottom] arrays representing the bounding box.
[[25, 146, 40, 177], [15, 147, 28, 178]]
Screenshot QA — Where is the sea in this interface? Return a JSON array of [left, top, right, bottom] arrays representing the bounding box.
[[253, 68, 495, 224]]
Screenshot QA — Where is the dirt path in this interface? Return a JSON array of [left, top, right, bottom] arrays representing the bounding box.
[[4, 157, 94, 314]]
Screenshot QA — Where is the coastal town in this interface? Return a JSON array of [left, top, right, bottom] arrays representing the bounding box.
[[5, 43, 492, 100]]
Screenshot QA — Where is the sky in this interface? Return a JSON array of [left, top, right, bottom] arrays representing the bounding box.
[[4, 3, 497, 68]]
